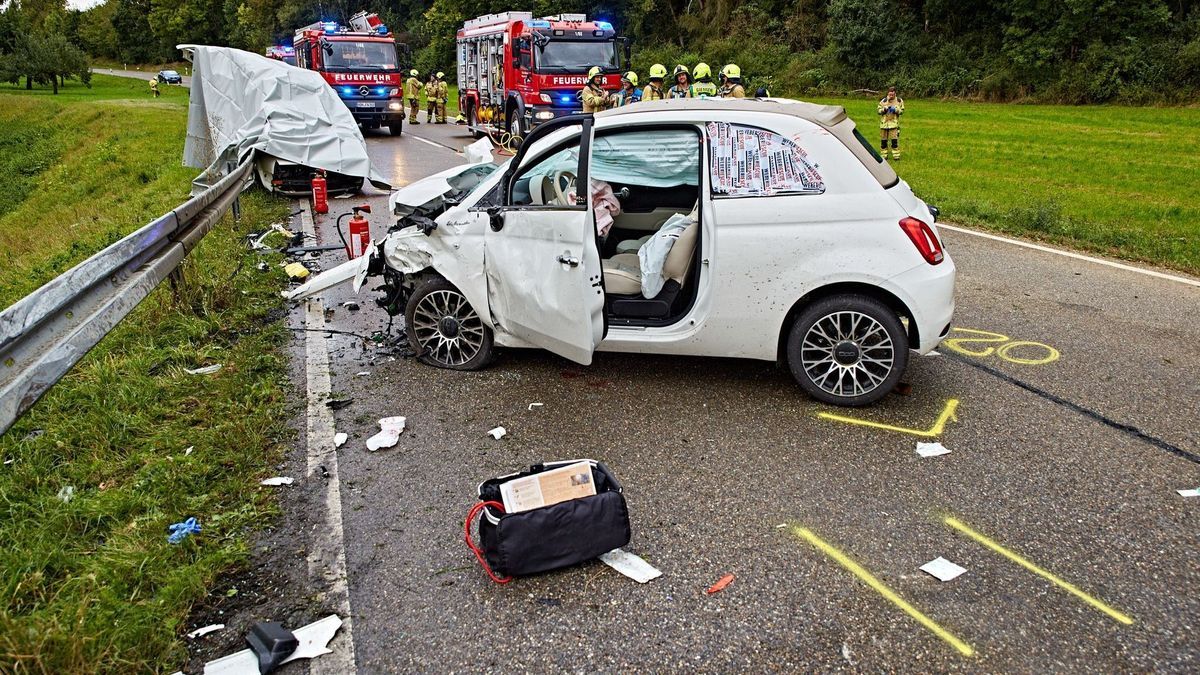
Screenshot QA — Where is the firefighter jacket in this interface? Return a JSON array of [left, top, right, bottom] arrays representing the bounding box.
[[717, 82, 745, 98], [692, 81, 717, 98], [878, 96, 904, 129], [616, 87, 642, 107], [668, 83, 693, 99], [434, 81, 448, 103], [641, 83, 666, 101], [581, 83, 612, 113], [405, 77, 422, 99]]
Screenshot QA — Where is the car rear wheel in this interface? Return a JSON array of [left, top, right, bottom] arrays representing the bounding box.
[[787, 294, 908, 406], [405, 277, 494, 371]]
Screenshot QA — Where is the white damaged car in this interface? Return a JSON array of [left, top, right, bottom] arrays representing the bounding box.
[[292, 99, 955, 406]]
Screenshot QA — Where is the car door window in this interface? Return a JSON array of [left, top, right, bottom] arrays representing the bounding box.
[[707, 122, 825, 198], [510, 139, 583, 207]]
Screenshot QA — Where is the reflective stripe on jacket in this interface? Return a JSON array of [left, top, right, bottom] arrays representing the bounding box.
[[878, 96, 904, 129]]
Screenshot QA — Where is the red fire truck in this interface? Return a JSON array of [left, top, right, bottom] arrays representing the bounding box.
[[294, 11, 407, 135], [264, 45, 296, 66], [457, 12, 629, 141]]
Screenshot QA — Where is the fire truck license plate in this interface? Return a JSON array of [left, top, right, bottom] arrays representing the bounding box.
[[356, 102, 374, 108]]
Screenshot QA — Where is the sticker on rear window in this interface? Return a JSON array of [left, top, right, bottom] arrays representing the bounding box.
[[707, 122, 824, 197]]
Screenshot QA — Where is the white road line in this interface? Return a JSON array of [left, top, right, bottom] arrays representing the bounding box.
[[938, 223, 1200, 288], [409, 133, 461, 154], [298, 205, 357, 674]]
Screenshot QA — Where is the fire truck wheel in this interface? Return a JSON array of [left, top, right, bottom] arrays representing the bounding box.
[[467, 104, 483, 139], [507, 108, 524, 145], [388, 122, 403, 136]]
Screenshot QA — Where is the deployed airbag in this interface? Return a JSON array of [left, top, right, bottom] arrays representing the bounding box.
[[637, 213, 690, 298], [180, 45, 389, 193]]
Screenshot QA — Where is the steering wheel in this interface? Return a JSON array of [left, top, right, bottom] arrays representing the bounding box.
[[552, 170, 577, 206]]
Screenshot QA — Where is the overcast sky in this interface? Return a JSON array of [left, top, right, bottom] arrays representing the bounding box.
[[66, 0, 106, 9]]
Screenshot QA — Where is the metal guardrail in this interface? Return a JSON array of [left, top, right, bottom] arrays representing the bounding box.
[[0, 159, 254, 436]]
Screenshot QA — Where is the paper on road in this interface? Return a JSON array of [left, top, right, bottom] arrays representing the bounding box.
[[600, 548, 662, 583], [916, 442, 951, 458], [920, 557, 967, 581], [366, 416, 406, 451], [1176, 488, 1200, 497], [203, 615, 342, 674]]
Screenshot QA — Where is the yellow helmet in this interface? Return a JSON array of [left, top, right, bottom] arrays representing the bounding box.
[[587, 66, 603, 80], [436, 71, 444, 79], [673, 64, 690, 78], [721, 63, 741, 79], [622, 71, 639, 87], [649, 63, 667, 80], [693, 62, 712, 80], [410, 68, 418, 76]]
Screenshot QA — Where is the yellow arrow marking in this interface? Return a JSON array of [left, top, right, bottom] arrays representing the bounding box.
[[793, 526, 976, 657], [944, 516, 1133, 625], [817, 398, 959, 438]]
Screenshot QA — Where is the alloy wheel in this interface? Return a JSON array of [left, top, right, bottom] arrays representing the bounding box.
[[410, 289, 486, 367], [799, 310, 895, 398]]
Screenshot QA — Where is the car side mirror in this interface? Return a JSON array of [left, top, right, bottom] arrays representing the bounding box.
[[487, 207, 504, 232]]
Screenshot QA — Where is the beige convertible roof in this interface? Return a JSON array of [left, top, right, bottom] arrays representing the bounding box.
[[597, 97, 897, 187]]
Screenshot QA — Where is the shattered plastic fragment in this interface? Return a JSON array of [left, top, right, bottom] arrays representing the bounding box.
[[916, 442, 951, 458], [184, 446, 195, 456], [187, 624, 225, 639], [487, 426, 507, 440], [1177, 488, 1200, 497], [185, 364, 223, 375], [355, 371, 370, 377], [600, 549, 662, 583], [168, 517, 201, 544], [527, 403, 544, 410], [56, 485, 74, 503], [202, 615, 343, 675], [334, 432, 348, 448], [284, 262, 310, 280], [920, 557, 967, 581], [366, 416, 406, 451], [706, 573, 735, 594], [260, 477, 294, 486]]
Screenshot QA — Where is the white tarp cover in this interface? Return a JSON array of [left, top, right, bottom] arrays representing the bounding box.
[[180, 45, 388, 192]]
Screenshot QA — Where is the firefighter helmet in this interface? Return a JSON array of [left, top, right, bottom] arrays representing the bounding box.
[[436, 71, 445, 79], [693, 62, 712, 81], [410, 68, 418, 76], [721, 64, 741, 80], [673, 64, 690, 78], [649, 63, 667, 80], [587, 66, 603, 80], [622, 71, 639, 87]]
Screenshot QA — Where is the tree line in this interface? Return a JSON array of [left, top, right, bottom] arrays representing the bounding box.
[[4, 0, 1199, 102]]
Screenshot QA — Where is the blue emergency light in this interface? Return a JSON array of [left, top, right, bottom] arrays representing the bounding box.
[[377, 25, 388, 34], [595, 21, 613, 30], [560, 95, 572, 104], [375, 87, 387, 95], [341, 86, 353, 96], [322, 21, 338, 33], [528, 20, 551, 28]]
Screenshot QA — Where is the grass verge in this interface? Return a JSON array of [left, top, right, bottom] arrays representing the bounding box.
[[816, 96, 1200, 274], [0, 74, 293, 672]]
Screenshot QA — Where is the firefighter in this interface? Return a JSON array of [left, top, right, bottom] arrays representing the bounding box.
[[405, 69, 423, 124], [642, 63, 667, 101], [717, 64, 745, 98], [692, 62, 717, 98], [616, 71, 641, 107], [580, 66, 613, 113], [424, 72, 439, 123], [149, 78, 159, 98], [668, 64, 693, 99], [434, 72, 449, 123], [877, 85, 904, 159]]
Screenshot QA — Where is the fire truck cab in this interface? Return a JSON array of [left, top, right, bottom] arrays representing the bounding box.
[[457, 12, 628, 142], [294, 11, 407, 135]]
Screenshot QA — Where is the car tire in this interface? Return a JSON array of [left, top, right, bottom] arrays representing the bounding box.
[[786, 294, 909, 407], [405, 277, 494, 371]]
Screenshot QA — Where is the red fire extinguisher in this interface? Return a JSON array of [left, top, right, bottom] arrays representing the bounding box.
[[336, 204, 372, 259], [311, 172, 328, 215]]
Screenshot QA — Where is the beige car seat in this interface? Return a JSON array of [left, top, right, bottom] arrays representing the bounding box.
[[602, 214, 700, 296]]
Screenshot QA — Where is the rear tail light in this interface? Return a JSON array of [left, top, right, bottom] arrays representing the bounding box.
[[899, 217, 944, 265]]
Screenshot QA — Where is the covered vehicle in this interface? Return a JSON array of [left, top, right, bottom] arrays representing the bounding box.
[[157, 69, 183, 84], [289, 99, 955, 406]]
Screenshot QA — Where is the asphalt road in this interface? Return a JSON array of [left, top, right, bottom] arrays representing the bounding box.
[[95, 67, 192, 87], [272, 121, 1200, 672]]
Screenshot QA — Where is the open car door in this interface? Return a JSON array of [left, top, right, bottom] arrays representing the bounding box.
[[482, 117, 605, 365]]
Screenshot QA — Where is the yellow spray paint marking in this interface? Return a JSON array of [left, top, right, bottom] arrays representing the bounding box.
[[944, 517, 1133, 625], [793, 527, 976, 657], [817, 398, 959, 438], [942, 328, 1060, 366]]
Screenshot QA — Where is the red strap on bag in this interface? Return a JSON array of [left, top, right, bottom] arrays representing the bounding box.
[[464, 501, 513, 584]]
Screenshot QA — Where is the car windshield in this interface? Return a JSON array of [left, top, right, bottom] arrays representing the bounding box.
[[162, 71, 179, 77], [324, 40, 398, 71], [537, 40, 618, 72]]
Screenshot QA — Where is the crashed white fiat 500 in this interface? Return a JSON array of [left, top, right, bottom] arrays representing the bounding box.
[[293, 99, 955, 406]]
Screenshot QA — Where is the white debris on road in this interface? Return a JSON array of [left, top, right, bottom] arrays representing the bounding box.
[[202, 615, 343, 674], [260, 477, 294, 486], [487, 426, 507, 440], [599, 548, 662, 583], [366, 417, 406, 451], [1176, 488, 1200, 497], [919, 557, 967, 581], [334, 432, 348, 448], [187, 623, 224, 639], [527, 403, 543, 411], [916, 442, 951, 458]]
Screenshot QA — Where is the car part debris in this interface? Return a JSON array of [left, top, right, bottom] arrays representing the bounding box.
[[202, 615, 343, 675], [184, 446, 195, 456], [355, 371, 369, 376], [168, 517, 201, 544], [527, 402, 543, 410], [260, 477, 294, 486], [487, 426, 506, 440], [366, 416, 406, 451], [919, 557, 967, 581], [1177, 488, 1200, 497], [187, 624, 225, 639], [245, 621, 298, 674], [185, 364, 223, 375], [342, 302, 360, 311], [285, 244, 343, 256], [284, 262, 310, 280], [706, 573, 735, 594], [599, 548, 662, 583], [56, 485, 74, 503], [325, 398, 353, 410], [334, 432, 348, 448], [916, 442, 951, 458]]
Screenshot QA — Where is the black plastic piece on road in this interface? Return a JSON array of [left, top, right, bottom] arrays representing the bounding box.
[[246, 621, 298, 673], [943, 352, 1200, 465]]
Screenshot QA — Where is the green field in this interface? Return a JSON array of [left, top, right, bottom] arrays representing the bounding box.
[[816, 96, 1200, 274], [0, 74, 290, 672]]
